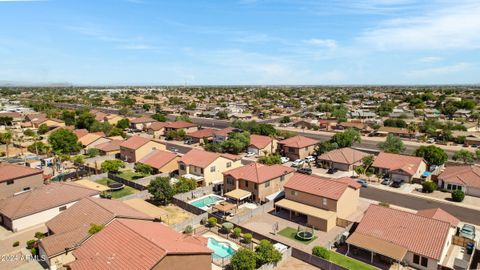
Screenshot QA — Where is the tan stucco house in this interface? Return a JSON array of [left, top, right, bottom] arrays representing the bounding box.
[[120, 136, 166, 162], [247, 134, 277, 156], [372, 152, 427, 183], [138, 149, 180, 175], [278, 135, 319, 160], [317, 147, 370, 171], [437, 165, 480, 197], [0, 163, 44, 200]]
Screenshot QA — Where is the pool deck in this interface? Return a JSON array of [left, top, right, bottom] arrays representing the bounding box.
[[202, 232, 240, 250], [189, 194, 226, 210]]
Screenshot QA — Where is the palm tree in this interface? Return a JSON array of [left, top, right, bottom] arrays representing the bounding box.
[[0, 131, 13, 159]]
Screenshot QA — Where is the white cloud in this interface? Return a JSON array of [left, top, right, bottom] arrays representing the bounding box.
[[418, 56, 442, 63], [358, 1, 480, 50], [407, 63, 471, 78], [303, 39, 337, 50]]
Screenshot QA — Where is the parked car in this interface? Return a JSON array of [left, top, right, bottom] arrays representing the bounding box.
[[357, 179, 368, 188], [427, 138, 435, 144], [280, 157, 290, 164], [304, 156, 315, 163], [184, 139, 194, 145], [245, 151, 255, 157], [327, 168, 338, 174], [297, 167, 312, 175], [381, 178, 393, 186], [291, 159, 305, 167], [460, 224, 476, 240], [391, 181, 403, 188]]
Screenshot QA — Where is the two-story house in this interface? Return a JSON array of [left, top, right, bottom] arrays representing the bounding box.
[[119, 136, 166, 162], [0, 163, 44, 199], [277, 135, 319, 160]]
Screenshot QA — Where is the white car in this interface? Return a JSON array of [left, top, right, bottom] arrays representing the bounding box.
[[245, 151, 255, 157], [427, 138, 435, 143], [291, 159, 304, 167], [280, 157, 290, 164], [305, 156, 315, 163]]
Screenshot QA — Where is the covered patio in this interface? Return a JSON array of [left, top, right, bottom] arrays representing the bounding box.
[[224, 189, 251, 205], [212, 201, 237, 218], [275, 199, 337, 232], [182, 173, 205, 186]]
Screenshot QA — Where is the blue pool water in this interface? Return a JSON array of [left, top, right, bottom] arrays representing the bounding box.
[[208, 238, 236, 258], [190, 195, 224, 208]]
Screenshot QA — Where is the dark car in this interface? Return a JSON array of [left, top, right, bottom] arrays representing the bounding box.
[[327, 168, 338, 174], [391, 181, 403, 188], [297, 167, 313, 175]]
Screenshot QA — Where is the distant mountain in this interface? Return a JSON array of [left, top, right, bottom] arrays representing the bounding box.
[[0, 80, 73, 87]]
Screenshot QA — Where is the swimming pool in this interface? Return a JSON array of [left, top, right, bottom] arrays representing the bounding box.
[[190, 195, 225, 209], [208, 238, 236, 258]]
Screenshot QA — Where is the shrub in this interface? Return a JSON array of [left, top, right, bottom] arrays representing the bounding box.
[[451, 190, 465, 202], [230, 248, 256, 270], [378, 202, 390, 208], [243, 233, 253, 244], [26, 239, 36, 249], [88, 224, 105, 235], [34, 232, 45, 239], [12, 241, 19, 247], [30, 247, 37, 256], [207, 217, 217, 228], [312, 246, 330, 260], [255, 240, 282, 267], [422, 181, 437, 193], [233, 227, 241, 238], [184, 225, 193, 234]]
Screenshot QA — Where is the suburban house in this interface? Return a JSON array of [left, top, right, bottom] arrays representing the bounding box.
[[120, 136, 166, 162], [317, 147, 370, 171], [275, 173, 361, 231], [38, 197, 153, 270], [0, 163, 44, 199], [138, 149, 180, 175], [212, 127, 237, 143], [186, 128, 217, 143], [78, 133, 111, 149], [336, 122, 373, 134], [377, 126, 417, 138], [94, 139, 123, 156], [346, 204, 456, 270], [223, 163, 294, 203], [437, 165, 480, 197], [0, 182, 99, 231], [372, 152, 427, 183], [416, 208, 460, 228], [164, 121, 198, 133], [178, 149, 242, 188], [73, 129, 89, 140], [130, 117, 156, 130], [247, 134, 277, 156], [66, 219, 212, 270], [146, 121, 169, 138], [277, 135, 319, 160], [31, 117, 65, 129]]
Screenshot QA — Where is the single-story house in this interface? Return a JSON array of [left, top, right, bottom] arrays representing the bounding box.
[[130, 117, 156, 130], [437, 165, 480, 197], [164, 121, 198, 133], [146, 121, 169, 138], [186, 128, 217, 143], [317, 147, 370, 171], [0, 163, 44, 200], [138, 149, 180, 175], [377, 126, 417, 138], [372, 152, 427, 183], [94, 139, 123, 156]]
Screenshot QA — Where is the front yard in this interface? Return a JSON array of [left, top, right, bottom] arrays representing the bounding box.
[[95, 177, 139, 199]]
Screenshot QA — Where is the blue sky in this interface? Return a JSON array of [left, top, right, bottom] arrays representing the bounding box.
[[0, 0, 479, 85]]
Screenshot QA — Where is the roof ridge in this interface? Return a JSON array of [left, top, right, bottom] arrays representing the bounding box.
[[369, 204, 452, 227], [115, 219, 168, 255]]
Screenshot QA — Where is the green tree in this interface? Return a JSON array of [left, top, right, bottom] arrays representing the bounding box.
[[331, 128, 361, 148], [331, 106, 348, 122], [422, 181, 437, 193], [383, 119, 407, 128], [37, 123, 49, 135], [207, 217, 217, 227], [152, 113, 167, 122], [165, 129, 186, 140], [258, 154, 282, 165], [216, 111, 228, 119], [378, 134, 405, 154], [314, 141, 339, 156], [147, 177, 175, 205], [0, 116, 13, 125], [48, 128, 81, 154], [28, 141, 50, 155], [452, 150, 475, 164], [230, 248, 256, 270], [134, 163, 153, 175], [415, 145, 448, 166], [61, 110, 76, 126], [255, 240, 282, 267], [175, 115, 192, 122], [23, 129, 35, 137], [312, 246, 330, 260], [75, 112, 96, 130], [451, 189, 465, 202], [116, 118, 130, 129], [86, 148, 99, 158], [174, 177, 197, 193], [101, 159, 125, 173], [204, 143, 223, 152], [280, 116, 291, 123], [0, 131, 13, 158]]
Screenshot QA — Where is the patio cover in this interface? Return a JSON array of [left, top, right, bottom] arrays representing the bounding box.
[[213, 202, 236, 213], [275, 199, 336, 220], [182, 173, 204, 182], [346, 232, 408, 261], [224, 189, 251, 200]]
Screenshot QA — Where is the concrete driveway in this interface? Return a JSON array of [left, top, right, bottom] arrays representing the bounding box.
[[312, 167, 356, 179]]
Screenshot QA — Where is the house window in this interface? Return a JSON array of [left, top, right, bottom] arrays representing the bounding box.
[[226, 162, 232, 168], [413, 254, 420, 264], [265, 181, 270, 188], [421, 257, 428, 267], [6, 180, 14, 185], [288, 147, 295, 153], [245, 181, 249, 188], [280, 175, 285, 181], [291, 190, 297, 196], [200, 168, 204, 174], [179, 164, 186, 170], [59, 206, 67, 211], [23, 187, 30, 191], [254, 184, 258, 190], [227, 177, 234, 185], [210, 166, 216, 172], [322, 198, 327, 206], [447, 184, 452, 190]]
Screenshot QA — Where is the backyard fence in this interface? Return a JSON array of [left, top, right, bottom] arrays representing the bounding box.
[[257, 247, 292, 270], [291, 248, 349, 270], [221, 200, 274, 224], [107, 172, 147, 191], [170, 212, 209, 232], [173, 185, 214, 201]]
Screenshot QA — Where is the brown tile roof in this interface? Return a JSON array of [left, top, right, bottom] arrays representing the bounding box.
[[284, 173, 360, 200], [139, 150, 178, 170], [148, 121, 169, 131], [249, 134, 273, 149], [120, 136, 151, 150], [40, 197, 152, 257], [0, 182, 98, 219], [318, 147, 369, 165], [166, 121, 196, 129], [278, 135, 319, 148], [438, 165, 480, 189], [0, 112, 22, 119], [73, 129, 89, 139], [69, 219, 211, 270], [179, 149, 240, 168], [78, 133, 105, 147], [224, 163, 294, 184], [416, 208, 460, 227], [94, 111, 107, 122], [130, 117, 155, 124], [353, 204, 451, 260], [0, 163, 43, 183], [94, 140, 123, 152], [378, 126, 413, 135], [213, 127, 235, 137], [187, 128, 216, 138], [372, 152, 424, 176]]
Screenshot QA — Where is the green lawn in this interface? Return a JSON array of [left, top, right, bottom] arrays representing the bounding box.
[[117, 170, 145, 180], [277, 227, 318, 245], [328, 251, 377, 270], [95, 177, 139, 199]]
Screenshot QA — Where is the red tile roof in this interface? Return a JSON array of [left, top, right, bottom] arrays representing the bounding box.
[[224, 163, 294, 184], [94, 140, 123, 152], [179, 149, 240, 168], [318, 147, 369, 165], [187, 128, 216, 138], [213, 127, 235, 137], [353, 204, 451, 260], [166, 121, 196, 129], [69, 219, 211, 270], [130, 117, 155, 124], [0, 163, 43, 183], [284, 173, 360, 200], [416, 208, 460, 227], [0, 182, 98, 219], [148, 121, 169, 131], [73, 129, 89, 139], [372, 152, 425, 176], [120, 136, 151, 150], [139, 150, 178, 170], [249, 134, 273, 150], [438, 165, 480, 189], [278, 135, 319, 148]]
